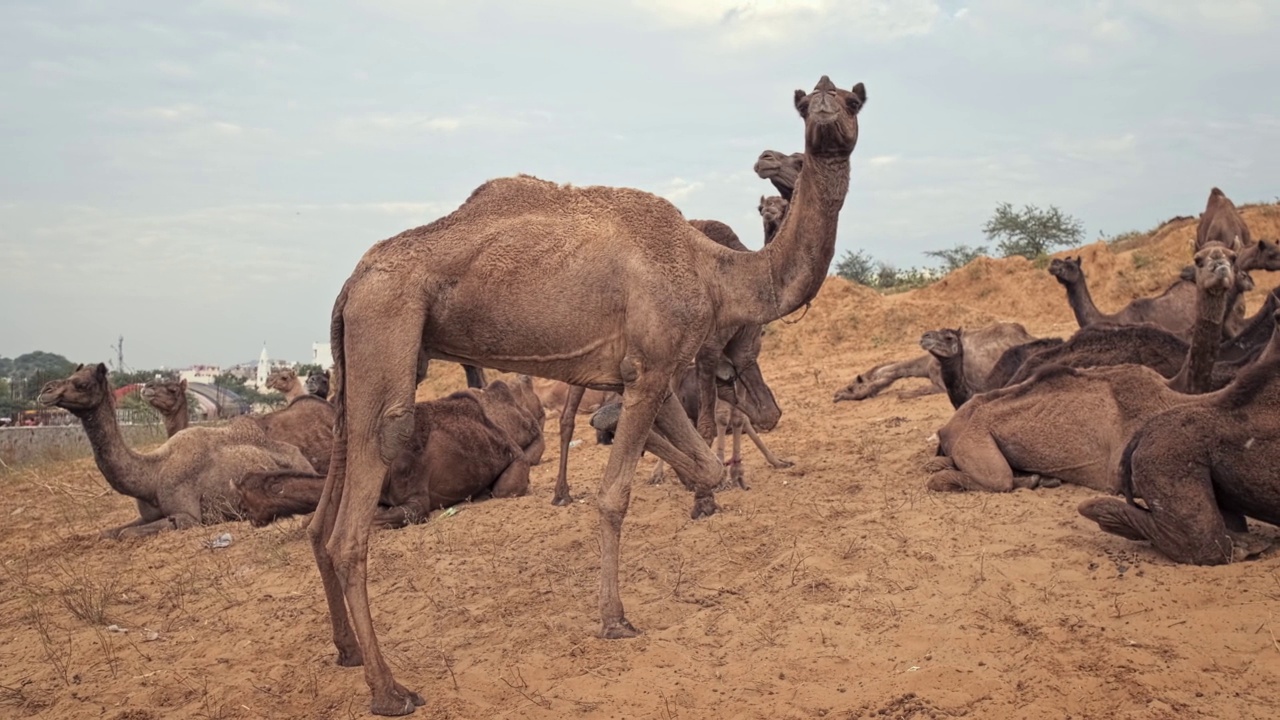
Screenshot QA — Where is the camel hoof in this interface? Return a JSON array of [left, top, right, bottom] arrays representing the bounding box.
[[98, 529, 122, 541], [551, 494, 573, 507], [396, 683, 426, 707], [1037, 476, 1062, 489], [600, 617, 640, 639], [691, 495, 719, 519], [773, 459, 795, 469], [370, 689, 419, 716]]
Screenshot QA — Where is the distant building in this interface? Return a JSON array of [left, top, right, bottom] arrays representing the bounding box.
[[256, 345, 270, 389], [179, 365, 223, 385], [312, 342, 333, 370]]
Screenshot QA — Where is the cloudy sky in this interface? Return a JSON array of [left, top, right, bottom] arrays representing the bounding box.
[[2, 1, 1278, 370]]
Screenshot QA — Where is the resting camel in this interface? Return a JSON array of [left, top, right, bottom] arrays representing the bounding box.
[[928, 244, 1238, 494], [1078, 311, 1280, 564], [267, 367, 308, 402], [834, 322, 1036, 403], [236, 390, 529, 529], [142, 377, 190, 437], [753, 150, 804, 201], [37, 364, 316, 538], [1195, 187, 1251, 251], [759, 195, 789, 244], [919, 324, 1049, 409], [465, 376, 546, 465], [550, 218, 783, 506], [981, 337, 1067, 389], [308, 75, 864, 715], [306, 370, 331, 399]]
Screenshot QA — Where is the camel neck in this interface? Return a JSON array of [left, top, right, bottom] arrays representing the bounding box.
[[78, 398, 156, 502], [1170, 287, 1229, 394], [934, 352, 973, 408], [283, 381, 306, 402], [1062, 277, 1105, 327], [162, 405, 189, 437], [716, 153, 850, 327]]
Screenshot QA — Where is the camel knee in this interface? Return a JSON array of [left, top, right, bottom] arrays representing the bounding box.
[[377, 405, 416, 465]]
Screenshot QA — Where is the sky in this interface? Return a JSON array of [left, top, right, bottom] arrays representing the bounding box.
[[2, 0, 1278, 370]]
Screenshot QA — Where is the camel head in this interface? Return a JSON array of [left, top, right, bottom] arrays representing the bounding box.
[[1246, 239, 1280, 272], [266, 367, 298, 394], [720, 329, 782, 431], [141, 377, 188, 415], [759, 195, 790, 245], [589, 401, 621, 446], [793, 76, 865, 157], [37, 363, 109, 414], [833, 363, 889, 402], [1191, 243, 1238, 295], [919, 329, 963, 359], [753, 151, 805, 201], [305, 370, 330, 398], [1048, 256, 1084, 285]]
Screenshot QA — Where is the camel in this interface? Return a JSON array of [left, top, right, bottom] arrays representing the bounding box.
[[306, 370, 331, 399], [36, 363, 316, 538], [236, 391, 528, 529], [250, 395, 336, 475], [918, 324, 1044, 409], [834, 322, 1036, 404], [266, 367, 309, 402], [142, 377, 190, 437], [753, 149, 804, 201], [1049, 255, 1253, 340], [1195, 187, 1251, 252], [530, 377, 615, 417], [1078, 315, 1280, 565], [928, 245, 1239, 494], [465, 376, 546, 466], [759, 196, 789, 244], [308, 75, 864, 715], [981, 337, 1067, 390]]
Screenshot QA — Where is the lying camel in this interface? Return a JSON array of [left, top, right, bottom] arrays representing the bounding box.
[[306, 370, 330, 399], [928, 244, 1238, 493], [266, 367, 309, 402], [1195, 187, 1251, 252], [1078, 325, 1280, 565], [142, 377, 190, 437], [236, 390, 529, 529], [37, 363, 316, 538], [834, 322, 1036, 403], [981, 337, 1067, 389], [465, 376, 546, 465], [759, 196, 789, 244]]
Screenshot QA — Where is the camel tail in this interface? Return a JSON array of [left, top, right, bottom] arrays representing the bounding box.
[[1119, 430, 1147, 511], [327, 278, 352, 491]]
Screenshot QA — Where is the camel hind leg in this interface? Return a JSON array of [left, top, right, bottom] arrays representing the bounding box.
[[929, 431, 1021, 493]]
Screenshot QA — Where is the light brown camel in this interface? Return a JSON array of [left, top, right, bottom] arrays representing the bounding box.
[[37, 363, 316, 538], [529, 377, 614, 417], [235, 390, 528, 529], [1195, 187, 1251, 252], [754, 149, 804, 201], [759, 195, 789, 244], [266, 367, 308, 402], [309, 75, 864, 715], [306, 369, 331, 399], [834, 322, 1036, 403], [1077, 319, 1280, 565], [928, 245, 1238, 494], [249, 395, 335, 475], [142, 377, 190, 437], [1049, 255, 1252, 340]]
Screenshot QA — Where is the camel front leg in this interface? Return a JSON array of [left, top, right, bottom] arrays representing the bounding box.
[[648, 392, 722, 518], [727, 404, 747, 490], [741, 416, 794, 469], [552, 385, 586, 506], [693, 348, 720, 444]]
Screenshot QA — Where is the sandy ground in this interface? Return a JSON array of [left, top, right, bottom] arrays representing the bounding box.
[[3, 207, 1280, 719]]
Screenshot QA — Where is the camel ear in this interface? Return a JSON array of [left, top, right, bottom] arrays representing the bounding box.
[[75, 363, 84, 371], [846, 83, 867, 114], [794, 88, 809, 117], [95, 363, 108, 378]]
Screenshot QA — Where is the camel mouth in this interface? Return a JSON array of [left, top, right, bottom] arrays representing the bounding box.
[[36, 392, 58, 407]]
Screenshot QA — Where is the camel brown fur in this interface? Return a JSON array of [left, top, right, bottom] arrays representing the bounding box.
[[759, 195, 789, 244], [306, 370, 331, 399], [250, 395, 335, 475], [465, 376, 546, 466], [833, 354, 944, 402], [1195, 187, 1251, 252], [267, 367, 308, 402], [753, 150, 804, 201], [919, 323, 1040, 409], [929, 245, 1238, 494], [309, 75, 864, 714], [529, 378, 614, 417], [37, 363, 316, 538], [1003, 324, 1189, 387], [142, 377, 190, 437], [982, 337, 1066, 389], [236, 391, 528, 529], [1078, 319, 1280, 565]]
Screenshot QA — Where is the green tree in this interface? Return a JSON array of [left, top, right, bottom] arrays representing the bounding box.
[[833, 249, 876, 285], [924, 243, 989, 273], [983, 202, 1084, 259], [875, 262, 899, 288]]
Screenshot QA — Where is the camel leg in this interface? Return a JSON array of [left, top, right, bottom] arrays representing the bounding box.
[[646, 392, 722, 518], [728, 405, 746, 490], [463, 365, 487, 389], [308, 426, 363, 668], [648, 458, 667, 485], [929, 431, 1017, 493], [111, 517, 176, 538], [552, 385, 586, 506], [490, 458, 532, 498], [523, 435, 546, 467], [693, 348, 720, 444], [741, 416, 793, 469]]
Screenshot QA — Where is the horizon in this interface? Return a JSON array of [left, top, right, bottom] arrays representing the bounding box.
[[3, 1, 1278, 368]]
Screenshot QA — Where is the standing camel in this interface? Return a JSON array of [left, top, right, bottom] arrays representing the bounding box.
[[308, 75, 864, 715]]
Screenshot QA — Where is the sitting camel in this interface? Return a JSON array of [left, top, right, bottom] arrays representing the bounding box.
[[1195, 186, 1251, 251], [248, 395, 335, 475], [834, 322, 1037, 403], [236, 390, 529, 529], [267, 367, 309, 402], [465, 376, 546, 466], [928, 244, 1238, 494], [142, 377, 191, 437], [38, 363, 316, 538], [759, 195, 789, 244], [306, 370, 331, 399], [1078, 314, 1280, 565]]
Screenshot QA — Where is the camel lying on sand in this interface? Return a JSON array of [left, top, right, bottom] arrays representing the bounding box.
[[834, 322, 1037, 403], [1078, 313, 1280, 565], [236, 389, 529, 529], [38, 364, 316, 538], [928, 244, 1239, 494], [306, 369, 331, 399], [465, 376, 546, 466], [142, 377, 191, 437]]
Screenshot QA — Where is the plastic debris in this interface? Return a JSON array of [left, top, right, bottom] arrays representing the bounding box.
[[568, 439, 583, 448], [106, 624, 127, 634], [206, 532, 233, 549]]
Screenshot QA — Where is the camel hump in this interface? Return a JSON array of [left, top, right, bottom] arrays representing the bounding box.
[[1209, 187, 1225, 198]]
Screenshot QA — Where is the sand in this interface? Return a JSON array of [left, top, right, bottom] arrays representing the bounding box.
[[2, 206, 1280, 719]]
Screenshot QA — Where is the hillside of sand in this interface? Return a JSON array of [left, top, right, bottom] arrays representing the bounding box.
[[3, 203, 1280, 720]]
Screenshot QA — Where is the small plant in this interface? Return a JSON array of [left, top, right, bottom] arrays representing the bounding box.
[[54, 563, 118, 626]]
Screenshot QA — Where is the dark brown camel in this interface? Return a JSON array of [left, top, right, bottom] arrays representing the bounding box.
[[37, 364, 316, 538], [308, 75, 864, 715], [1078, 316, 1280, 565], [981, 337, 1067, 390], [759, 195, 789, 243], [236, 390, 529, 529], [306, 370, 331, 399], [1195, 187, 1251, 251], [919, 324, 1052, 409], [142, 377, 190, 437], [928, 244, 1238, 493]]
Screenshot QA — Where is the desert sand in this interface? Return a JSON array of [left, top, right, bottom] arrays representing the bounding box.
[[3, 207, 1280, 719]]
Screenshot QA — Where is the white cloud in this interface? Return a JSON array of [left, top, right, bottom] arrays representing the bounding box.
[[631, 0, 941, 46], [660, 177, 705, 202]]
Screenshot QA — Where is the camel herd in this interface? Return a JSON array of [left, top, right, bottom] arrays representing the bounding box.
[[28, 73, 1280, 716]]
